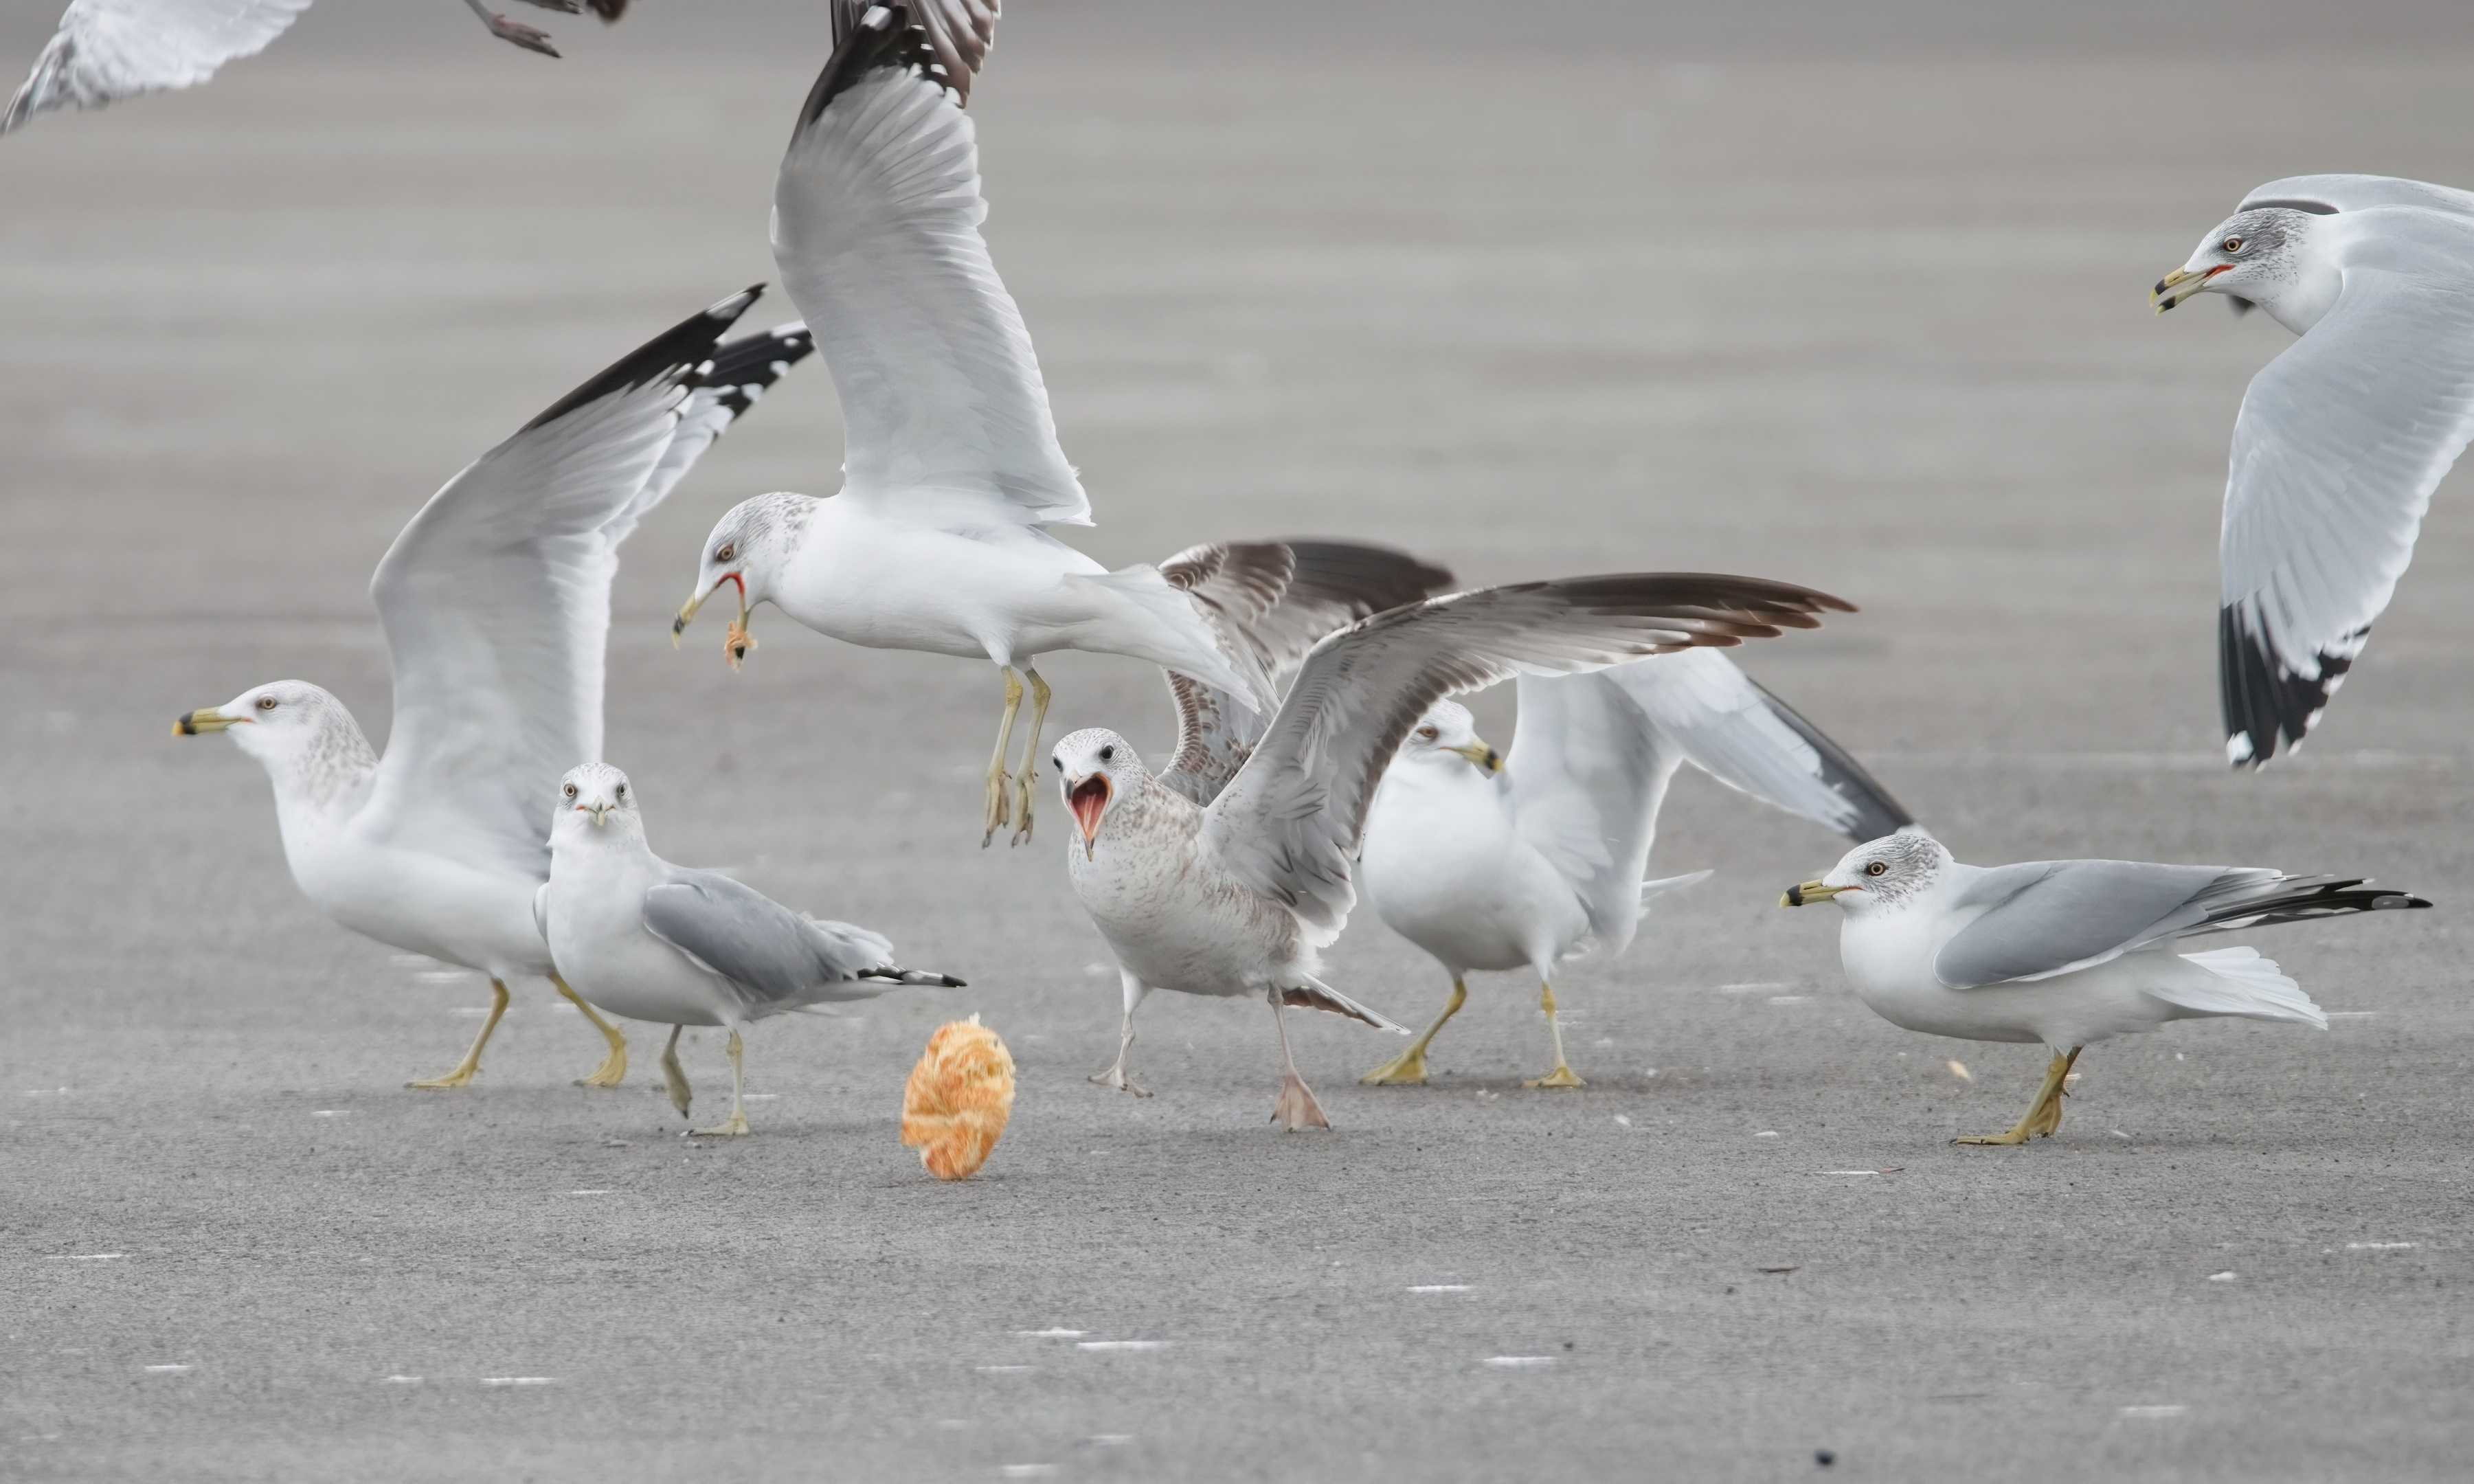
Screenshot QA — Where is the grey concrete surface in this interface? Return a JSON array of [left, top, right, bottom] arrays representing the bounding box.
[[4, 3, 2472, 1480]]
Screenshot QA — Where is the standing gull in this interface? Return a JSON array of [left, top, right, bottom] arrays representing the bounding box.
[[5, 0, 627, 132], [539, 763, 964, 1136], [1357, 649, 1911, 1089], [675, 0, 1288, 846], [1782, 831, 2427, 1144], [2154, 173, 2474, 765], [175, 292, 812, 1090], [1053, 572, 1856, 1129]]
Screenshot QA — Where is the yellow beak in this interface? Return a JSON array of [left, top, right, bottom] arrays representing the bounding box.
[[1448, 739, 1505, 775], [674, 576, 754, 669], [2151, 265, 2220, 313], [174, 706, 234, 736], [1780, 879, 1844, 907]]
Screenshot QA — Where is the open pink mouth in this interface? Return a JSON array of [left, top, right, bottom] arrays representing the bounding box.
[[1069, 775, 1111, 845]]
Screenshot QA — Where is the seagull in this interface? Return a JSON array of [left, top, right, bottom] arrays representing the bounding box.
[[1052, 572, 1856, 1129], [674, 0, 1293, 847], [539, 763, 965, 1136], [1781, 831, 2429, 1144], [5, 0, 626, 133], [175, 291, 811, 1091], [1356, 649, 1913, 1090], [2153, 173, 2474, 766]]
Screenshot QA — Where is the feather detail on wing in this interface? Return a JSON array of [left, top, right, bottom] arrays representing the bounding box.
[[627, 321, 816, 530], [1161, 541, 1456, 805], [2218, 221, 2474, 765], [776, 1, 1088, 527], [361, 289, 760, 881], [4, 0, 315, 133], [2238, 173, 2474, 218], [644, 870, 904, 1003], [1202, 573, 1852, 941]]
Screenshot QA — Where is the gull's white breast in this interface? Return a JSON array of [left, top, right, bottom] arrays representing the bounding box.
[[543, 836, 736, 1028], [1839, 892, 2185, 1048], [1362, 763, 1586, 975], [1068, 788, 1303, 998], [772, 495, 1107, 660]]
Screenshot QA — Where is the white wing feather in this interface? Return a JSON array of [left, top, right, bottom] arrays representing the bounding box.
[[5, 0, 315, 132]]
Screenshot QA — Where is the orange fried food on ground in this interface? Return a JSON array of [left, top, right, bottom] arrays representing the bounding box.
[[901, 1015, 1015, 1180]]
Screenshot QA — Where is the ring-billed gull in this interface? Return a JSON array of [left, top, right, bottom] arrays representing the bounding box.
[[1781, 831, 2428, 1144], [175, 291, 809, 1090], [674, 1, 1304, 846], [2153, 173, 2474, 765], [1357, 649, 1911, 1089], [1052, 571, 1856, 1129], [4, 0, 627, 132], [539, 764, 964, 1136]]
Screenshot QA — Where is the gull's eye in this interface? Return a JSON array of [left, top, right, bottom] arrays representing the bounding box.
[[1416, 726, 1439, 741], [2221, 236, 2242, 254], [615, 783, 626, 798], [256, 696, 278, 711], [1865, 860, 1887, 877], [563, 783, 577, 799], [1099, 745, 1114, 761], [715, 543, 736, 563]]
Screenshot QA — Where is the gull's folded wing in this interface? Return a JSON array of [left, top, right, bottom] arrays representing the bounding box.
[[362, 289, 760, 879], [774, 0, 1088, 526], [644, 870, 897, 1002], [2238, 174, 2474, 218], [1202, 574, 1851, 942], [1935, 860, 2272, 988], [2218, 218, 2474, 764], [4, 0, 315, 133]]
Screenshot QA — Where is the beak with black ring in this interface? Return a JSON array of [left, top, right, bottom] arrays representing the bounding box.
[[173, 706, 238, 737], [2150, 263, 2229, 314], [675, 572, 756, 671], [1780, 879, 1847, 908], [1448, 739, 1504, 776]]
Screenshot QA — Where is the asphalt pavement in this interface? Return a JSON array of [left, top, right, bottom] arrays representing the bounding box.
[[3, 3, 2471, 1479]]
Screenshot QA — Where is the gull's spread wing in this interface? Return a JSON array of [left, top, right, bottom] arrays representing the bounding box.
[[1202, 574, 1851, 942], [774, 0, 1088, 526], [629, 320, 816, 531], [643, 870, 897, 1002], [5, 0, 314, 133], [2218, 210, 2474, 763], [362, 290, 761, 880], [1160, 541, 1455, 805], [2238, 174, 2474, 218]]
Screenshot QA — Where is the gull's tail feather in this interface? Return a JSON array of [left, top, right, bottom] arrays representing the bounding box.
[[1063, 565, 1270, 710], [2159, 947, 2327, 1029], [1283, 975, 1410, 1033]]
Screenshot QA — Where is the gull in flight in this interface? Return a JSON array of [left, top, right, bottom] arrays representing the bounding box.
[[1053, 572, 1856, 1129], [5, 0, 626, 133], [2154, 174, 2474, 765], [539, 763, 965, 1136], [1782, 831, 2427, 1144], [675, 0, 1296, 846], [1357, 649, 1913, 1090], [175, 291, 811, 1090]]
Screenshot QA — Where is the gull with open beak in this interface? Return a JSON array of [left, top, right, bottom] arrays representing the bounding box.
[[1356, 651, 1911, 1090], [172, 291, 811, 1092], [2153, 174, 2474, 767], [538, 763, 965, 1136], [1784, 830, 2428, 1144], [1053, 570, 1856, 1129]]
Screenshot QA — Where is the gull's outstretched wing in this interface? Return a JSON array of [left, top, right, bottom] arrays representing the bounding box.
[[1500, 651, 1907, 954], [1202, 574, 1852, 941], [1934, 862, 2426, 989], [2216, 210, 2474, 764], [1160, 541, 1456, 806], [642, 870, 916, 1006], [361, 289, 761, 880], [4, 0, 314, 133], [626, 321, 816, 535], [774, 0, 1088, 526]]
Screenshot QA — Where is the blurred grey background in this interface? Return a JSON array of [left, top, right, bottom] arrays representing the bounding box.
[[4, 2, 2471, 1479]]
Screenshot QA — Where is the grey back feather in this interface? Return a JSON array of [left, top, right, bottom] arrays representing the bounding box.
[[1934, 860, 2269, 989], [642, 870, 895, 1002]]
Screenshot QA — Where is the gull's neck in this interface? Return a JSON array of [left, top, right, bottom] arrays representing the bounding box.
[[253, 712, 379, 831]]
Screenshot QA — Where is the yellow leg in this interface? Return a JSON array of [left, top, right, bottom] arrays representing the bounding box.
[[1525, 981, 1585, 1088], [408, 978, 510, 1089], [550, 972, 627, 1088], [1362, 978, 1467, 1086], [1955, 1047, 2081, 1146], [660, 1025, 692, 1116], [690, 1030, 751, 1137], [982, 666, 1024, 848], [1009, 668, 1053, 848]]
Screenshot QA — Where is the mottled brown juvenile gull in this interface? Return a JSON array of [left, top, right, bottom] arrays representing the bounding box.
[[1053, 572, 1856, 1129]]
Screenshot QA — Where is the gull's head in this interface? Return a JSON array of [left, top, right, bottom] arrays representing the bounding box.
[[1782, 828, 1948, 913], [1395, 701, 1503, 777], [554, 762, 642, 840], [2153, 207, 2334, 330], [1053, 728, 1143, 861], [173, 680, 356, 767], [677, 494, 807, 671]]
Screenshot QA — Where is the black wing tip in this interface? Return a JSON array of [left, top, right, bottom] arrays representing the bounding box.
[[1743, 679, 1918, 841], [700, 319, 818, 414], [518, 287, 763, 434], [800, 2, 969, 128], [2220, 607, 2352, 769], [1546, 572, 1857, 618], [2208, 875, 2433, 929]]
